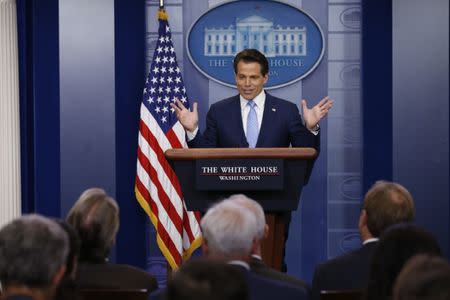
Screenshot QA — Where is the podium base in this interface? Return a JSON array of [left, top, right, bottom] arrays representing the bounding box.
[[261, 213, 286, 271]]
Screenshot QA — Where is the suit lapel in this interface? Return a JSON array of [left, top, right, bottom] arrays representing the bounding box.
[[257, 93, 276, 147], [230, 95, 248, 147]]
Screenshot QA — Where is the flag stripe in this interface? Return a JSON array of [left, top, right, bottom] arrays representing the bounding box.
[[135, 176, 182, 265], [182, 208, 195, 245], [173, 122, 188, 147], [137, 131, 200, 249], [138, 117, 184, 202], [137, 146, 183, 235], [135, 163, 182, 256], [166, 127, 183, 149]]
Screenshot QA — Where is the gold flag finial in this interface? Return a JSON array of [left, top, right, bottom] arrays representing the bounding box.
[[158, 8, 168, 20]]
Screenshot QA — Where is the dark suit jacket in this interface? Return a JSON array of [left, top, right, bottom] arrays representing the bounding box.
[[3, 296, 34, 300], [75, 262, 158, 292], [149, 264, 309, 300], [249, 256, 309, 290], [235, 265, 309, 300], [311, 241, 378, 300], [188, 93, 319, 149]]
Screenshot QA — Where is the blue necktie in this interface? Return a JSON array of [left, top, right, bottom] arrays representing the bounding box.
[[246, 100, 258, 148]]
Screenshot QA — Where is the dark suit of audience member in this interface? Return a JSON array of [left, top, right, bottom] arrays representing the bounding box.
[[311, 181, 416, 300], [67, 188, 158, 292], [249, 256, 309, 289], [393, 254, 450, 300], [165, 258, 248, 300], [0, 215, 69, 300], [227, 194, 308, 289], [199, 196, 309, 300], [76, 262, 157, 290], [2, 296, 34, 300], [312, 241, 377, 295], [231, 263, 308, 300], [366, 224, 442, 300]]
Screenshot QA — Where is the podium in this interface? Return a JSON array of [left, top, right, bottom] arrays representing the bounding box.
[[165, 147, 317, 270]]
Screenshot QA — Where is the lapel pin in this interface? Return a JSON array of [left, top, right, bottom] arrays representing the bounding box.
[[272, 108, 276, 112]]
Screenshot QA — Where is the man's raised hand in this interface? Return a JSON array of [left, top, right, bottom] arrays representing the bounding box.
[[301, 96, 333, 130], [170, 99, 199, 132]]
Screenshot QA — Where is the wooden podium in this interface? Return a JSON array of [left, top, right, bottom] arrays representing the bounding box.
[[165, 147, 317, 270]]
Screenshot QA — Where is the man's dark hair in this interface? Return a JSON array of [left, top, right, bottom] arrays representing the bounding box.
[[366, 224, 442, 300], [363, 181, 415, 237], [0, 214, 69, 287], [167, 258, 248, 300], [393, 254, 450, 300], [233, 49, 269, 76]]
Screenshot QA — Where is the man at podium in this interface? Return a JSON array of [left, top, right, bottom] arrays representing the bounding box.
[[171, 48, 333, 271], [171, 48, 332, 151]]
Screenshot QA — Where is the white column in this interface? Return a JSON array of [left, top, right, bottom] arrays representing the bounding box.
[[0, 0, 21, 227]]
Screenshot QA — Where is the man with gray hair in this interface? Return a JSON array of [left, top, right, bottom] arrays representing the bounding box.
[[228, 194, 308, 288], [200, 197, 309, 300], [0, 214, 69, 300]]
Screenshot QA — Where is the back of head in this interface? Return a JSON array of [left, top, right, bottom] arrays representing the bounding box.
[[167, 258, 248, 300], [233, 49, 269, 76], [66, 188, 119, 263], [227, 194, 266, 240], [363, 181, 415, 237], [366, 224, 442, 300], [200, 199, 258, 260], [393, 254, 450, 300], [0, 214, 69, 288]]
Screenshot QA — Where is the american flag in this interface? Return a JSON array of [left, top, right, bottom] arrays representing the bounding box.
[[135, 10, 202, 270]]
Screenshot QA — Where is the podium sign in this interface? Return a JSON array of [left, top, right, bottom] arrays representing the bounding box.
[[165, 148, 316, 212], [196, 158, 283, 191]]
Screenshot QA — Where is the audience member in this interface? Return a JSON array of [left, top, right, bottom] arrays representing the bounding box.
[[393, 254, 450, 300], [311, 181, 416, 300], [67, 187, 157, 292], [366, 224, 442, 300], [228, 194, 308, 288], [166, 258, 248, 300], [199, 198, 309, 300], [0, 214, 69, 300]]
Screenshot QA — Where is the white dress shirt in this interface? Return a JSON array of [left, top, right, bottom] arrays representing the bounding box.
[[240, 90, 265, 137]]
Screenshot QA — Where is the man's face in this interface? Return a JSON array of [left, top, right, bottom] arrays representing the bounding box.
[[235, 61, 268, 100]]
